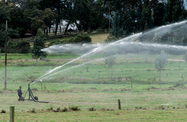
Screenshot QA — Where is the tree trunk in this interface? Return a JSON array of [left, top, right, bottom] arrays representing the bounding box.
[[75, 20, 81, 32], [88, 23, 91, 33], [46, 28, 49, 36], [64, 18, 72, 35], [55, 23, 58, 35]]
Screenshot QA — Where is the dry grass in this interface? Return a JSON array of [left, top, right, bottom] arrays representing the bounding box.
[[1, 86, 187, 121], [90, 33, 109, 44], [1, 109, 187, 121], [1, 88, 187, 112]]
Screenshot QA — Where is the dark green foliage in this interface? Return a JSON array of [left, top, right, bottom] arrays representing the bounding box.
[[1, 0, 187, 45], [49, 33, 91, 46], [120, 10, 135, 36], [164, 0, 186, 23], [141, 7, 154, 30], [110, 12, 123, 38], [0, 29, 5, 47], [16, 41, 31, 53], [48, 40, 64, 46], [154, 3, 165, 26], [7, 41, 17, 49], [65, 33, 91, 44], [0, 2, 11, 22], [104, 35, 118, 43], [32, 29, 47, 60], [0, 25, 17, 48]]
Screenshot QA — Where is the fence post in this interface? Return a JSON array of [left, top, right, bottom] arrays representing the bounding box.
[[118, 99, 121, 110], [10, 106, 14, 122]]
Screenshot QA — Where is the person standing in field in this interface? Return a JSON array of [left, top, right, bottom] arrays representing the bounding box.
[[17, 86, 23, 101]]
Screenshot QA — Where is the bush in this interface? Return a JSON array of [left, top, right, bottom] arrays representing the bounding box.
[[64, 33, 91, 44], [104, 35, 118, 43], [49, 33, 91, 46], [16, 41, 31, 53], [48, 40, 66, 47], [7, 41, 17, 48]]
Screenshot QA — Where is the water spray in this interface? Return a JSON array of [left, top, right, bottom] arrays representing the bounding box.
[[26, 20, 187, 103], [32, 47, 100, 84]]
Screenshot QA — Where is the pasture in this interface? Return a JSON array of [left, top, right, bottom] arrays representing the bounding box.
[[1, 37, 187, 121]]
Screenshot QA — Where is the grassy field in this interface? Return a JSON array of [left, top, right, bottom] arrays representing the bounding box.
[[1, 109, 187, 121], [1, 83, 187, 121], [1, 53, 187, 121], [1, 33, 187, 121]]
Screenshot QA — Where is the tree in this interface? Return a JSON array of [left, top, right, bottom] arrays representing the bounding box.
[[0, 1, 11, 23], [103, 49, 116, 79], [153, 3, 165, 26], [184, 51, 187, 62], [110, 12, 123, 38], [155, 50, 168, 81], [31, 28, 47, 65], [23, 0, 55, 36], [42, 8, 55, 35], [140, 7, 154, 30]]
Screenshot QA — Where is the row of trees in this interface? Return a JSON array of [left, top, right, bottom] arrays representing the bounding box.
[[0, 0, 187, 46], [110, 0, 187, 38]]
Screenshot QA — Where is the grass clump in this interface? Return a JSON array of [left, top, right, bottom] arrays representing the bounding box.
[[47, 107, 53, 111], [53, 107, 61, 112], [31, 88, 38, 91], [100, 108, 114, 111], [69, 106, 80, 111], [29, 108, 36, 113], [88, 107, 96, 111], [1, 109, 6, 113], [60, 107, 68, 112]]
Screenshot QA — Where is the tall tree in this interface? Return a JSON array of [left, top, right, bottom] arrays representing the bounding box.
[[31, 28, 47, 65], [23, 0, 54, 36], [153, 3, 165, 26]]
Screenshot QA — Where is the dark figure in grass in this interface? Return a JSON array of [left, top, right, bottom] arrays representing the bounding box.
[[17, 86, 23, 101]]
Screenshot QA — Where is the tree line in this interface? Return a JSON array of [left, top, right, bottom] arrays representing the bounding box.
[[0, 0, 187, 46]]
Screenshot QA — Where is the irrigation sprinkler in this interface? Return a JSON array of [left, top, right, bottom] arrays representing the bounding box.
[[23, 82, 48, 103]]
